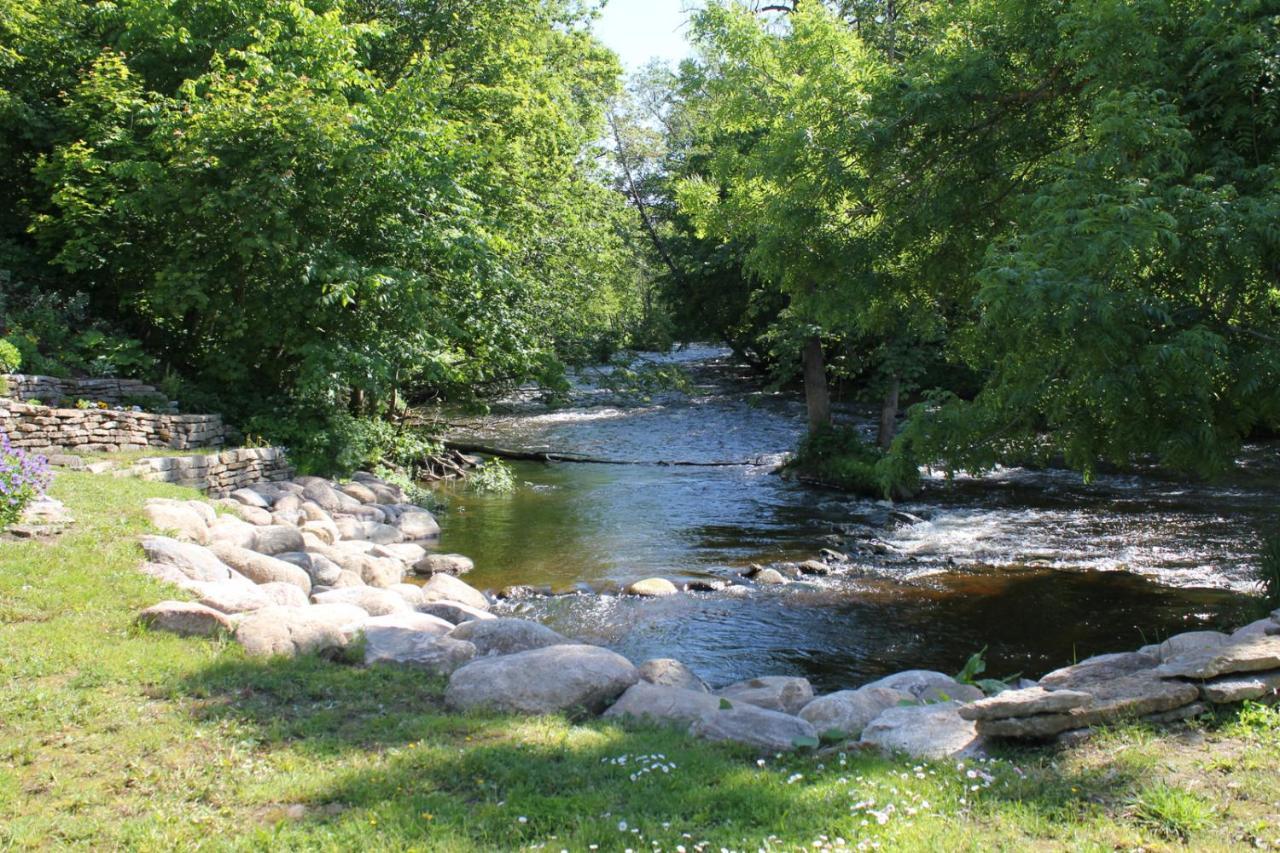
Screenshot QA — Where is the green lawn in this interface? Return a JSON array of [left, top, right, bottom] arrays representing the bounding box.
[[2, 472, 1278, 851]]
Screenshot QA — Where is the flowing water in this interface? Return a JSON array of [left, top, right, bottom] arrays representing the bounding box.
[[430, 346, 1279, 693]]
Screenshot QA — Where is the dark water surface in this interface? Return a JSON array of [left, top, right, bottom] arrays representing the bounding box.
[[431, 346, 1278, 692]]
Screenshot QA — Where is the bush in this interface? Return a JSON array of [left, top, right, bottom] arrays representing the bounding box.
[[468, 459, 516, 494], [787, 425, 920, 500], [0, 430, 52, 529], [0, 338, 21, 373]]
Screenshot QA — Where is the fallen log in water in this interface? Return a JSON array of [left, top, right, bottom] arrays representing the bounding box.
[[442, 439, 761, 468]]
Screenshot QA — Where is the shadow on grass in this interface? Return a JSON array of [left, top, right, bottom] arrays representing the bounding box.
[[165, 653, 1187, 849]]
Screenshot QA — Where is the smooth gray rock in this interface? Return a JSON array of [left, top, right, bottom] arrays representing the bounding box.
[[445, 644, 639, 715], [419, 600, 496, 625], [626, 578, 680, 597], [689, 704, 818, 752], [397, 511, 440, 539], [415, 553, 475, 576], [185, 579, 275, 614], [277, 552, 344, 586], [976, 674, 1199, 738], [958, 686, 1094, 721], [250, 525, 306, 556], [230, 488, 271, 509], [143, 500, 211, 544], [717, 676, 814, 715], [798, 686, 911, 737], [638, 658, 710, 693], [377, 543, 427, 564], [301, 480, 345, 513], [420, 574, 490, 611], [860, 701, 986, 759], [345, 611, 455, 640], [752, 568, 788, 585], [862, 669, 984, 703], [312, 587, 411, 617], [138, 601, 234, 637], [364, 629, 476, 674], [208, 542, 312, 593], [234, 604, 366, 658], [1039, 652, 1159, 688], [448, 618, 568, 656], [389, 583, 427, 607], [257, 582, 311, 608], [207, 517, 259, 549], [340, 481, 379, 504], [1198, 669, 1280, 703], [140, 536, 237, 583], [604, 683, 722, 727]]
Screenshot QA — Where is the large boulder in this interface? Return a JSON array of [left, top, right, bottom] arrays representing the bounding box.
[[688, 704, 818, 752], [958, 686, 1093, 721], [420, 574, 490, 611], [140, 536, 239, 583], [143, 500, 211, 544], [859, 701, 986, 759], [185, 579, 275, 614], [234, 604, 367, 658], [345, 611, 455, 640], [604, 683, 723, 727], [397, 511, 440, 540], [798, 686, 910, 737], [359, 615, 476, 673], [862, 670, 984, 703], [390, 583, 427, 607], [716, 676, 814, 715], [301, 480, 345, 513], [138, 601, 235, 637], [415, 553, 475, 576], [208, 542, 312, 594], [626, 578, 680, 598], [419, 600, 495, 625], [975, 674, 1200, 738], [752, 568, 788, 585], [447, 618, 568, 656], [377, 543, 427, 565], [1154, 636, 1280, 680], [207, 517, 259, 549], [312, 587, 412, 617], [1232, 618, 1280, 640], [1040, 652, 1158, 688], [276, 552, 344, 587], [249, 525, 306, 556], [339, 481, 379, 504], [445, 644, 638, 715], [637, 658, 710, 693], [230, 488, 271, 509]]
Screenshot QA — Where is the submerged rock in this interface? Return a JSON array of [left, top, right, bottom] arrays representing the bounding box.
[[751, 568, 788, 585], [859, 701, 985, 759], [716, 676, 814, 715], [445, 644, 638, 715], [626, 578, 680, 597], [689, 704, 818, 752]]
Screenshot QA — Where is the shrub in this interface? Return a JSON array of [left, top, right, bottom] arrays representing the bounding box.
[[0, 338, 20, 373], [468, 459, 516, 494], [0, 429, 52, 529], [787, 425, 920, 500]]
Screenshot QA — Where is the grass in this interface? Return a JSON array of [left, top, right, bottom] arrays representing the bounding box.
[[2, 472, 1280, 850]]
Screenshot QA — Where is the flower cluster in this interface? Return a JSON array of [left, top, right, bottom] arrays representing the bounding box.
[[0, 429, 52, 528]]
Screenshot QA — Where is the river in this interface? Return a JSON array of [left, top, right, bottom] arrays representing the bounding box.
[[429, 345, 1278, 693]]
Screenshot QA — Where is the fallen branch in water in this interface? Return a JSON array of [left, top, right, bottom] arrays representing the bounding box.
[[442, 439, 762, 468]]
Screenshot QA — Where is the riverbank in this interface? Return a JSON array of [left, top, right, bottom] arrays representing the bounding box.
[[2, 472, 1278, 850]]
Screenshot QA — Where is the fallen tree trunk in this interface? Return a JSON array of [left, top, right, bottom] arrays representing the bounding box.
[[442, 439, 760, 468]]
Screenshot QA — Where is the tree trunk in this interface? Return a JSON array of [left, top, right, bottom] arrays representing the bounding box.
[[877, 373, 900, 450], [802, 335, 831, 431]]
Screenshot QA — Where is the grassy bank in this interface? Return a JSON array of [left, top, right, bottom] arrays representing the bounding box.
[[2, 473, 1278, 851]]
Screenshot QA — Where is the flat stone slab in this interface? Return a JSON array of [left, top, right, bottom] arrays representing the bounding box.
[[1039, 652, 1159, 688], [859, 701, 985, 759], [445, 644, 638, 715], [603, 682, 722, 727], [1155, 636, 1280, 680], [716, 676, 814, 715], [976, 674, 1199, 738], [1198, 669, 1280, 703], [688, 703, 818, 752], [958, 686, 1094, 721]]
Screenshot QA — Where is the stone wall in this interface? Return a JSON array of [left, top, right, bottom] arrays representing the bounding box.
[[125, 447, 292, 497], [0, 397, 228, 452], [2, 374, 176, 411]]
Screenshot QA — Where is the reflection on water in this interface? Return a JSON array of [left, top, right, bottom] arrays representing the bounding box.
[[431, 346, 1279, 693]]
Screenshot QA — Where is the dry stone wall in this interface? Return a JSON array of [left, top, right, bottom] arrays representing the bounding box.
[[126, 448, 292, 497], [3, 374, 176, 411], [0, 397, 228, 453]]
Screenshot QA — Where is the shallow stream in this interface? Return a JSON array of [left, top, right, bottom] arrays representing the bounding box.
[[431, 346, 1278, 692]]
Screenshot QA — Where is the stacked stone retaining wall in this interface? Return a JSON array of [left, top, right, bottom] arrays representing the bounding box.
[[125, 447, 292, 497], [2, 374, 175, 411], [0, 397, 227, 452]]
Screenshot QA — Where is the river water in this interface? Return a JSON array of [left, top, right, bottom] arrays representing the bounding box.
[[431, 346, 1278, 692]]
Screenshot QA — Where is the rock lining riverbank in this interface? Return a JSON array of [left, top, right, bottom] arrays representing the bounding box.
[[134, 470, 1280, 759]]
